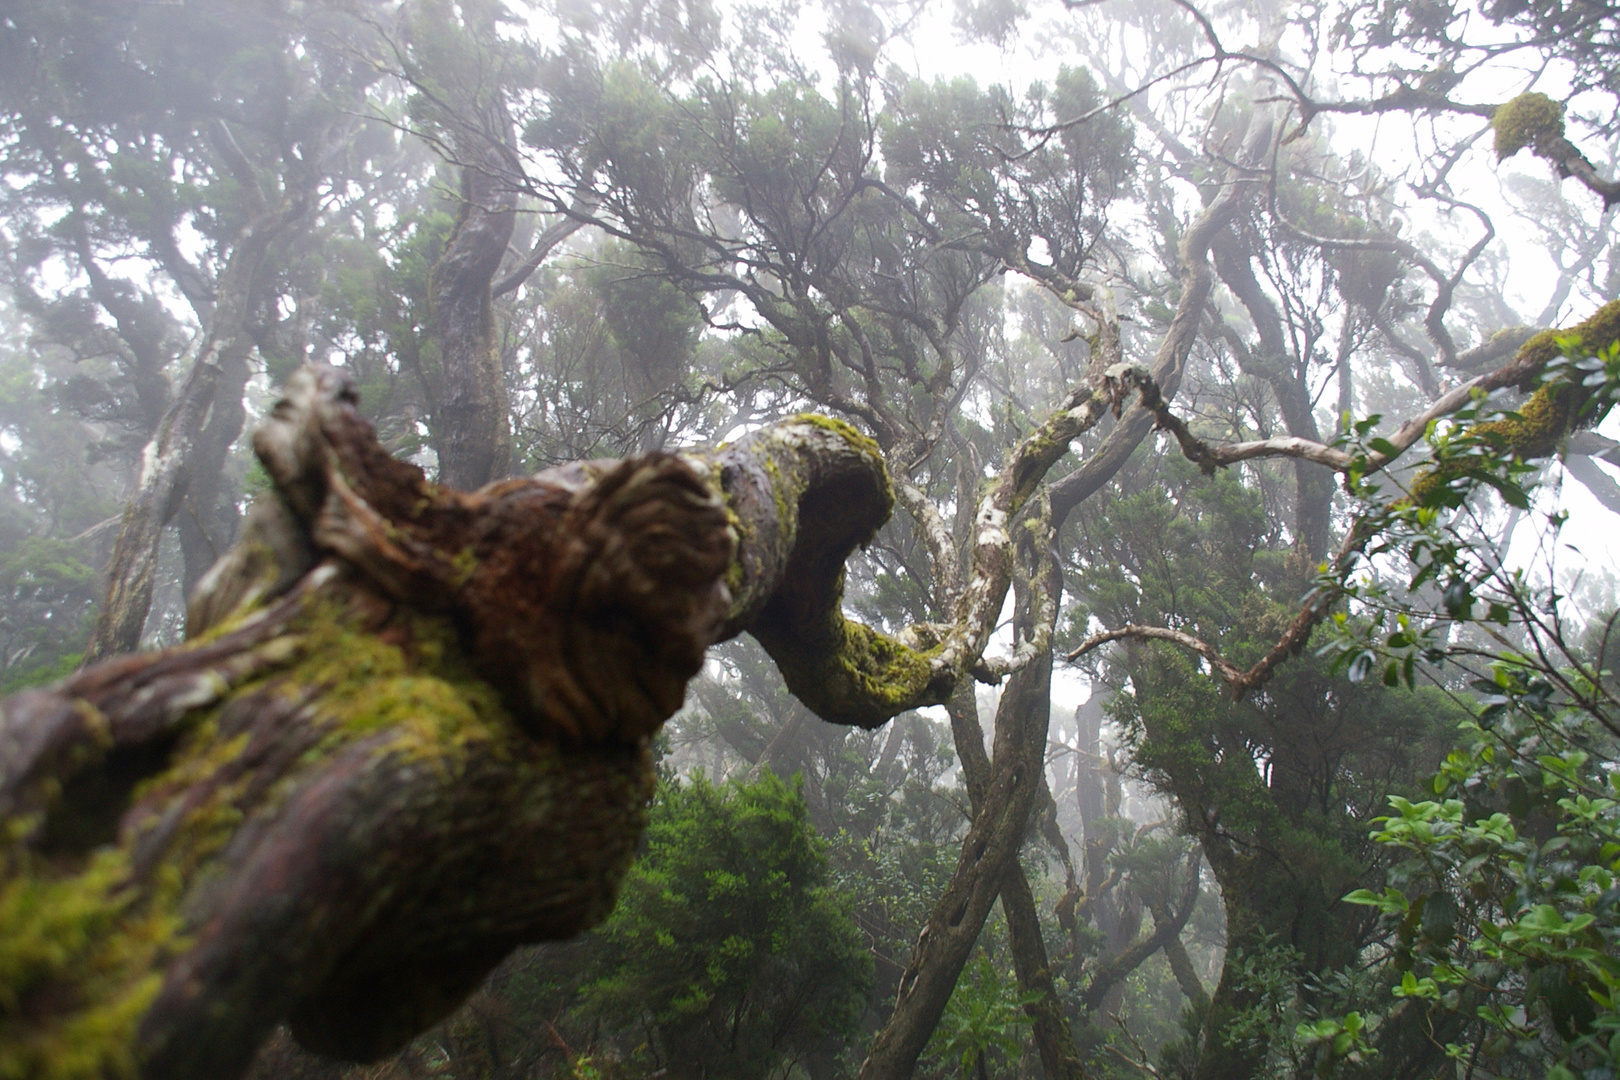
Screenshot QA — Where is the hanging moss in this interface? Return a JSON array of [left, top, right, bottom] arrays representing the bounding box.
[[1491, 92, 1564, 161]]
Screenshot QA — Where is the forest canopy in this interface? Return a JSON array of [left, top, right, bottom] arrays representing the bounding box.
[[1, 0, 1619, 1078]]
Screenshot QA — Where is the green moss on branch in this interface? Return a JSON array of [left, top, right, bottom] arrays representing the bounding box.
[[1492, 92, 1564, 160]]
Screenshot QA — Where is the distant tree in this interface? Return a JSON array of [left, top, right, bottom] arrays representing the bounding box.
[[571, 773, 872, 1078]]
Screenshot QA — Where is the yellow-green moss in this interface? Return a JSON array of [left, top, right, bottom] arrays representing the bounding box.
[[835, 619, 938, 710], [1514, 298, 1620, 375], [761, 455, 792, 538], [792, 413, 883, 460], [1012, 431, 1062, 510], [271, 597, 512, 769], [789, 414, 895, 515], [0, 587, 526, 1079], [0, 848, 180, 1080], [1491, 92, 1564, 160], [448, 547, 479, 589], [1407, 299, 1620, 503]]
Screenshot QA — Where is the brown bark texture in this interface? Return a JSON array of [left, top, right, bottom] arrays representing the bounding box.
[[0, 365, 925, 1080]]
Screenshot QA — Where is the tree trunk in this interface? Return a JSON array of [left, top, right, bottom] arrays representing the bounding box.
[[858, 521, 1063, 1080], [1210, 225, 1335, 560], [950, 684, 1087, 1080], [178, 347, 253, 597], [82, 205, 299, 665], [0, 366, 921, 1080], [424, 116, 517, 491]]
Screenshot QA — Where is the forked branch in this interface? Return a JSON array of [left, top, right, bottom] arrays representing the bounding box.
[[1074, 300, 1620, 698]]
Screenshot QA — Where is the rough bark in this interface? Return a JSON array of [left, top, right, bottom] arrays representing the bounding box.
[[0, 366, 923, 1080]]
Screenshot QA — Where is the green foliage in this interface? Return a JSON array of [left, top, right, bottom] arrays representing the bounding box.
[[1347, 683, 1620, 1075], [1315, 314, 1620, 1076], [578, 772, 871, 1078], [1071, 448, 1463, 1074], [921, 954, 1041, 1078]]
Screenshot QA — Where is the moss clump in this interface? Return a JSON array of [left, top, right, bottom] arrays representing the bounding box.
[[835, 619, 938, 712], [791, 413, 883, 460], [1491, 92, 1564, 161], [1408, 383, 1576, 505], [1012, 430, 1062, 510]]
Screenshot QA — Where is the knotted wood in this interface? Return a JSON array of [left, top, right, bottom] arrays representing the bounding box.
[[0, 365, 929, 1080]]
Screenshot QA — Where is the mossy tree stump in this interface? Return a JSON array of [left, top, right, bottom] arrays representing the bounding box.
[[0, 366, 938, 1080]]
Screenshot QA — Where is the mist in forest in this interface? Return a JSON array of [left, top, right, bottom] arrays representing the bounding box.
[[1, 0, 1618, 1077]]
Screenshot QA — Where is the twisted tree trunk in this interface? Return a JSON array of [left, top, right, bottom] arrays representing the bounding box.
[[859, 519, 1063, 1080], [0, 367, 924, 1080]]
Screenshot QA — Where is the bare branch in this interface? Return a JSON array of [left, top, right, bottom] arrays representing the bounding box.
[[1065, 625, 1245, 685]]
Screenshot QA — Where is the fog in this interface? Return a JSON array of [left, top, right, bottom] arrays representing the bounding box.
[[0, 0, 1616, 1077]]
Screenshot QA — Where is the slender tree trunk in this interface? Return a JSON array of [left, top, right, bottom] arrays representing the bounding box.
[[1071, 696, 1121, 968], [856, 121, 1283, 1080], [82, 206, 298, 664], [425, 115, 517, 491], [1161, 933, 1210, 1016], [178, 346, 253, 597], [949, 684, 1086, 1080], [1210, 226, 1335, 560], [859, 523, 1063, 1080]]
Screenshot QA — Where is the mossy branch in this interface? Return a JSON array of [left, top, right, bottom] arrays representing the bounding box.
[[1492, 92, 1620, 208], [0, 367, 950, 1078], [1072, 301, 1620, 699]]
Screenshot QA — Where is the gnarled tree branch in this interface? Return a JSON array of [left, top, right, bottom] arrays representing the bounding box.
[[1072, 299, 1620, 699], [0, 364, 945, 1079]]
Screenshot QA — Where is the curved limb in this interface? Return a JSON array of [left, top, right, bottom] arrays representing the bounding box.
[[0, 367, 870, 1078]]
